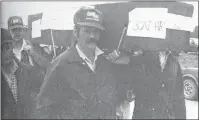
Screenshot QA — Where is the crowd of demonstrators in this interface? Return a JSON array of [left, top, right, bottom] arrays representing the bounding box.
[[1, 6, 186, 119], [31, 6, 186, 119]]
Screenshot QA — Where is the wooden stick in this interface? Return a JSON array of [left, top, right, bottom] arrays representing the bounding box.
[[50, 30, 56, 58], [117, 26, 127, 52]]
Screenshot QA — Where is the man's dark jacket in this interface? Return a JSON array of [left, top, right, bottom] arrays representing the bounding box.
[[1, 28, 49, 118], [32, 43, 120, 119], [129, 51, 186, 119]]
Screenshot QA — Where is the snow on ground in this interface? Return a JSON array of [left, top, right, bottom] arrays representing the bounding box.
[[128, 99, 198, 119], [186, 99, 198, 119]]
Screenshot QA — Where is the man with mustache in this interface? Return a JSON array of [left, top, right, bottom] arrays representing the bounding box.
[[32, 6, 121, 119], [8, 16, 50, 68], [7, 16, 50, 118]]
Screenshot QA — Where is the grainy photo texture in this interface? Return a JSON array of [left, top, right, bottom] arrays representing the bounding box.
[[1, 1, 198, 119]]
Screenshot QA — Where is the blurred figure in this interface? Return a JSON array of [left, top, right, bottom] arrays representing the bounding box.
[[8, 16, 50, 68], [1, 29, 18, 119], [116, 89, 135, 119], [157, 50, 186, 119], [7, 16, 50, 118], [108, 48, 186, 119]]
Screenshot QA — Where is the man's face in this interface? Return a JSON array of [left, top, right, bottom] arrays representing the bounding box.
[[9, 27, 23, 41], [77, 25, 101, 49], [1, 42, 13, 64]]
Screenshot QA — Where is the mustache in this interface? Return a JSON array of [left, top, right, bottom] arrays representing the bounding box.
[[13, 35, 21, 38], [86, 39, 98, 44]]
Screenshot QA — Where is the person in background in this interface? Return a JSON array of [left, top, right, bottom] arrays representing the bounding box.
[[7, 16, 50, 118], [8, 16, 50, 69], [108, 48, 186, 119], [1, 29, 18, 119], [157, 50, 186, 119]]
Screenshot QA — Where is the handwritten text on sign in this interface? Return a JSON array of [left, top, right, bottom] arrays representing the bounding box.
[[127, 8, 168, 39], [132, 21, 166, 31]]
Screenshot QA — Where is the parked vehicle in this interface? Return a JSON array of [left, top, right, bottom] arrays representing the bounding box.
[[182, 67, 198, 100], [179, 52, 198, 100]]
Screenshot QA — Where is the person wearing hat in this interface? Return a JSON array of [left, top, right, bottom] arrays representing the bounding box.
[[8, 16, 50, 68], [32, 6, 122, 119], [1, 28, 19, 119], [8, 16, 32, 65], [7, 16, 50, 118]]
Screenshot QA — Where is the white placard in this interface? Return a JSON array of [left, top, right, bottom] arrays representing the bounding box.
[[127, 8, 194, 39], [32, 19, 41, 38], [41, 5, 97, 30], [41, 8, 78, 30], [166, 13, 195, 31], [40, 2, 120, 30], [127, 8, 168, 39]]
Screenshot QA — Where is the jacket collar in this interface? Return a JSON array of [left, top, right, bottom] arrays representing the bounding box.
[[66, 42, 104, 64], [76, 44, 104, 64], [66, 43, 85, 63]]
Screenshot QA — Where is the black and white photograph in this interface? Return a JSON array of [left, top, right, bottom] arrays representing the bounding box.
[[1, 0, 198, 119]]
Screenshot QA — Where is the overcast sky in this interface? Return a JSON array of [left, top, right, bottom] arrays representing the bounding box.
[[1, 1, 198, 29], [0, 1, 121, 28]]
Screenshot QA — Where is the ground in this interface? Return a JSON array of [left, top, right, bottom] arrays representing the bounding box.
[[186, 99, 198, 119], [128, 99, 198, 119]]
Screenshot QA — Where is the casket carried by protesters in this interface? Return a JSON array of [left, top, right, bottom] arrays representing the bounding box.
[[28, 1, 194, 53]]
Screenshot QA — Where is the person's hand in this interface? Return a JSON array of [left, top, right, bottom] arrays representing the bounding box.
[[105, 49, 130, 64], [106, 49, 121, 61], [23, 44, 32, 51]]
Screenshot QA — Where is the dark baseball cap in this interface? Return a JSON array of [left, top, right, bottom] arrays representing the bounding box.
[[74, 6, 105, 30], [8, 16, 25, 29]]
